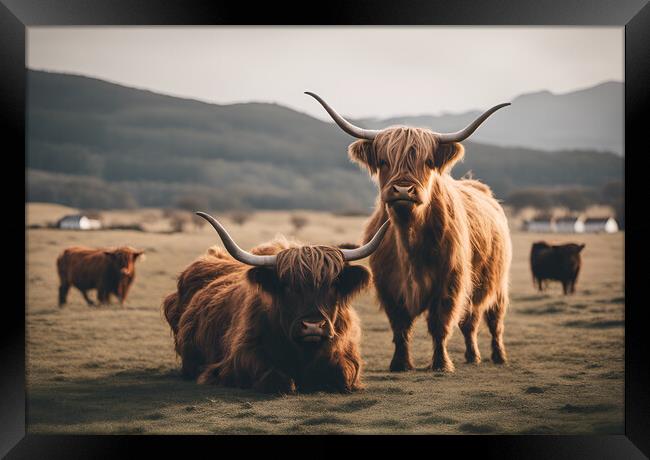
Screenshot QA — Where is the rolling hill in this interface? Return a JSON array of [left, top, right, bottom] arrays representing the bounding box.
[[27, 70, 623, 211]]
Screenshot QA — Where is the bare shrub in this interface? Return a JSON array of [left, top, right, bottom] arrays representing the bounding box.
[[331, 209, 369, 218], [168, 211, 190, 233], [230, 211, 253, 226], [191, 213, 207, 230], [290, 214, 309, 233], [174, 195, 209, 212], [139, 211, 160, 224]]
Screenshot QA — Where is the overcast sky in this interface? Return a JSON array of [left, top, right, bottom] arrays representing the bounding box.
[[27, 27, 623, 119]]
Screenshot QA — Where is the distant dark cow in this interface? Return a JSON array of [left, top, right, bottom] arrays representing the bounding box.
[[57, 246, 144, 307], [162, 212, 388, 394], [530, 242, 585, 295]]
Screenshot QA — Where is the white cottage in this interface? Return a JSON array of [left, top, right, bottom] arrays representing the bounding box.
[[523, 218, 555, 233], [583, 217, 619, 234], [555, 216, 585, 234], [57, 214, 102, 230]]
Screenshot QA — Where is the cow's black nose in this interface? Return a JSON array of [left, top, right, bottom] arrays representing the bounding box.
[[392, 185, 415, 196]]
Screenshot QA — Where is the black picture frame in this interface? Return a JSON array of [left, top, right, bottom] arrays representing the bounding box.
[[3, 0, 649, 457]]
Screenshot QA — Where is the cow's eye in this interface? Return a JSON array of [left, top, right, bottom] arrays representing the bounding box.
[[378, 160, 388, 169], [425, 158, 435, 168]]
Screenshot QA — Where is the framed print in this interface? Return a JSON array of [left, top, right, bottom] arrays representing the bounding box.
[[2, 0, 649, 457]]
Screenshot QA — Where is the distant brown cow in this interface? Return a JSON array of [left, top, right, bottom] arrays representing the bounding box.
[[530, 242, 585, 295], [162, 212, 388, 394], [57, 246, 144, 307], [307, 92, 511, 373]]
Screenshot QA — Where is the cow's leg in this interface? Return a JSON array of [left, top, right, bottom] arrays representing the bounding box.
[[386, 303, 415, 372], [200, 359, 295, 395], [428, 298, 456, 372], [376, 284, 415, 372], [97, 287, 110, 305], [314, 343, 363, 393], [335, 351, 364, 393], [117, 279, 132, 307], [562, 281, 569, 295], [485, 296, 508, 365], [537, 278, 544, 292], [81, 290, 95, 306], [571, 269, 580, 294], [181, 348, 203, 380], [58, 283, 70, 307], [251, 368, 296, 395], [459, 310, 481, 364]]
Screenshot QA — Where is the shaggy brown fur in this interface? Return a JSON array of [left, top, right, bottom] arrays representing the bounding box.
[[162, 240, 370, 394], [349, 126, 511, 372], [56, 246, 144, 307], [530, 241, 585, 295]]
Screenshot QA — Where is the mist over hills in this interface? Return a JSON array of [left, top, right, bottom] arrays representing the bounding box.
[[27, 70, 623, 211], [358, 81, 623, 155]]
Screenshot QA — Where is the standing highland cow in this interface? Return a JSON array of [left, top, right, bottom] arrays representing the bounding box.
[[530, 241, 585, 295], [307, 92, 511, 372], [162, 212, 388, 394], [57, 246, 144, 307]]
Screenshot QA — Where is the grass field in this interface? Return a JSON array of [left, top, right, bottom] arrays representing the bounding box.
[[26, 204, 624, 434]]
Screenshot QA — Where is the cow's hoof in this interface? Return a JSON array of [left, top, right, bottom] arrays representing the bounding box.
[[430, 360, 455, 373], [389, 360, 414, 372], [465, 354, 482, 365], [254, 371, 296, 395], [491, 354, 508, 365]]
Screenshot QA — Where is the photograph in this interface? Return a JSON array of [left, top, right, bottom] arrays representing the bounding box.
[[24, 26, 625, 435]]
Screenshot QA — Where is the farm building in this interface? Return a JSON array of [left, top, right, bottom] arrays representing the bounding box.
[[583, 217, 619, 233], [555, 216, 585, 233], [523, 218, 555, 233], [57, 214, 102, 230], [523, 215, 619, 234]]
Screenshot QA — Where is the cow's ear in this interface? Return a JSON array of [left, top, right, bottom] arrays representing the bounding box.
[[433, 142, 464, 173], [578, 244, 586, 252], [336, 265, 371, 301], [246, 267, 280, 294], [133, 250, 144, 260], [348, 140, 377, 174]]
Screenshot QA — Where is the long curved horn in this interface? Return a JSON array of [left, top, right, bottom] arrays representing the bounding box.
[[196, 212, 277, 267], [436, 103, 510, 144], [305, 91, 380, 140], [341, 220, 390, 262]]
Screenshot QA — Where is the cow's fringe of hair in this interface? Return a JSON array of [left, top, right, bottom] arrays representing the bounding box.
[[378, 127, 439, 174], [213, 239, 348, 290], [276, 246, 345, 289]]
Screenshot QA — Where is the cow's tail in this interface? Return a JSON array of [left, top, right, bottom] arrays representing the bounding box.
[[162, 291, 182, 337], [56, 250, 68, 282]]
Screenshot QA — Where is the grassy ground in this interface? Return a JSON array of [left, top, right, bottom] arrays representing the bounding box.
[[26, 204, 624, 434]]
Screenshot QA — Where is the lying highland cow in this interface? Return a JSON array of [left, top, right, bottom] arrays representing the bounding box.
[[57, 246, 144, 307], [530, 241, 585, 295], [163, 212, 388, 394]]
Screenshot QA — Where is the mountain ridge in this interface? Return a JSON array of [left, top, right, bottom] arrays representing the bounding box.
[[357, 80, 623, 155], [26, 70, 623, 211]]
